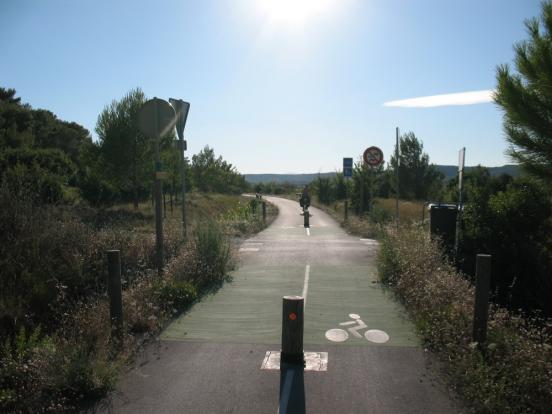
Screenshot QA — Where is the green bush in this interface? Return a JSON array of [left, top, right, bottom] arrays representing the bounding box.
[[458, 175, 552, 315], [155, 280, 197, 315], [0, 323, 117, 413], [169, 220, 231, 291]]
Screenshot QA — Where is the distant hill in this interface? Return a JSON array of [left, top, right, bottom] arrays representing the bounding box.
[[245, 165, 520, 184], [244, 172, 335, 186], [435, 164, 519, 180]]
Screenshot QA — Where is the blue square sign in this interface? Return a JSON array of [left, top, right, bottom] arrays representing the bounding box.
[[343, 158, 353, 177]]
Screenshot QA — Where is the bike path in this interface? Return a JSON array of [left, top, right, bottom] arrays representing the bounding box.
[[98, 197, 462, 414], [162, 197, 416, 347]]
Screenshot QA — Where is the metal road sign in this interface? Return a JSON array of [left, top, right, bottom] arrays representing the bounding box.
[[343, 157, 353, 177], [363, 146, 384, 167], [138, 98, 177, 140], [168, 98, 190, 140]]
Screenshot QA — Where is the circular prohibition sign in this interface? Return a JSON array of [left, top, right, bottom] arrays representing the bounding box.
[[363, 146, 384, 167]]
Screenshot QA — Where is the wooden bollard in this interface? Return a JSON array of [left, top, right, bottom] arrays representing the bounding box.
[[473, 254, 491, 344], [107, 250, 124, 342], [262, 201, 267, 222], [281, 296, 304, 365]]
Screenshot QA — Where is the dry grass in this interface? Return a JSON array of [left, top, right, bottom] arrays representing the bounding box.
[[312, 197, 426, 238], [374, 198, 427, 224]]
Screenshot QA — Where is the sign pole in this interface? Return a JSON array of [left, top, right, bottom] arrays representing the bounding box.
[[454, 147, 466, 261], [360, 147, 384, 217], [154, 103, 164, 277], [395, 127, 400, 229], [343, 158, 353, 221], [138, 97, 177, 278], [360, 162, 365, 216], [169, 99, 191, 242], [179, 139, 187, 241]]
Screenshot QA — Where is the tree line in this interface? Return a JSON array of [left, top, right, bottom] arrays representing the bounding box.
[[0, 87, 248, 208], [312, 131, 444, 214]]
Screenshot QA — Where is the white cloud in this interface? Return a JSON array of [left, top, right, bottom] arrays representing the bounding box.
[[383, 90, 494, 108]]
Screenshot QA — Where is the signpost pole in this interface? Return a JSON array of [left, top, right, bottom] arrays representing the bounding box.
[[343, 158, 353, 221], [454, 147, 466, 261], [154, 103, 164, 277], [360, 148, 384, 217], [344, 195, 348, 221], [395, 127, 400, 229], [179, 141, 187, 241], [169, 99, 191, 242], [138, 98, 177, 278], [360, 162, 365, 216]]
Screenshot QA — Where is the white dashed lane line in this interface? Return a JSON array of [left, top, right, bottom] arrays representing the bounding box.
[[302, 264, 310, 308], [238, 242, 263, 252]]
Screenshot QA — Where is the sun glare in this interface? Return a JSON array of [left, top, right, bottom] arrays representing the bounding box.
[[258, 0, 336, 26]]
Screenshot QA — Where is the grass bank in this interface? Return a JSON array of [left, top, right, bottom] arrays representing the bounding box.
[[0, 190, 277, 413], [378, 226, 552, 413]]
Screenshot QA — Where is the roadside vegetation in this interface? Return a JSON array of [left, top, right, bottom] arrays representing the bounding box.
[[0, 87, 276, 412], [378, 227, 552, 413]]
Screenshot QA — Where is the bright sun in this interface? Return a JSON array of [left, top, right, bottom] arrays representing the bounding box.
[[258, 0, 336, 26]]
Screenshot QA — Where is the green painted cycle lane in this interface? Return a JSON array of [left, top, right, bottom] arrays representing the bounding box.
[[162, 264, 417, 347], [161, 266, 304, 344], [162, 196, 417, 348], [304, 265, 417, 347]]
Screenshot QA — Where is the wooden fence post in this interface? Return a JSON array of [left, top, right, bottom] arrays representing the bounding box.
[[473, 254, 491, 344], [262, 201, 267, 222], [107, 250, 123, 343]]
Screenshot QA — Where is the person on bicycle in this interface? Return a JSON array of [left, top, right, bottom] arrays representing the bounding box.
[[300, 185, 310, 209]]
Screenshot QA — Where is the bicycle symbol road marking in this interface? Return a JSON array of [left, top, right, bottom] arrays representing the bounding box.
[[325, 313, 390, 344]]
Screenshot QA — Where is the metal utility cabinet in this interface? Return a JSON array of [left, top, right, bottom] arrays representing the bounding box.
[[428, 203, 457, 250]]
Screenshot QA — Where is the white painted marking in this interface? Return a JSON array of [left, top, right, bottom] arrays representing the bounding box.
[[261, 351, 328, 371], [306, 228, 310, 236], [339, 316, 367, 338], [329, 314, 391, 343], [239, 242, 263, 252], [365, 329, 390, 344], [302, 265, 310, 307], [325, 328, 348, 342]]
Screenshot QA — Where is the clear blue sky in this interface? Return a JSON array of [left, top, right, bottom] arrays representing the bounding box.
[[0, 0, 542, 173]]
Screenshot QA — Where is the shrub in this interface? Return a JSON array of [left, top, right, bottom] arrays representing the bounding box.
[[154, 280, 197, 315], [378, 226, 552, 413], [170, 220, 231, 291]]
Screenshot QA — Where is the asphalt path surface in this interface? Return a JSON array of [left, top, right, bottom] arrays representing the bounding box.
[[95, 196, 462, 414]]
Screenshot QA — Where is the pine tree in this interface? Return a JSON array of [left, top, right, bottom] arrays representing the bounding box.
[[388, 132, 442, 200], [495, 1, 552, 181]]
